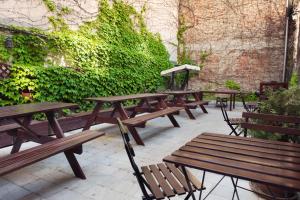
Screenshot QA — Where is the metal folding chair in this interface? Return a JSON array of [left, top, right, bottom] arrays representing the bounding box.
[[117, 118, 205, 200], [220, 102, 244, 136]]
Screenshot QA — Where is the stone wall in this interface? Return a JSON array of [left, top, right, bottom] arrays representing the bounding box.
[[181, 0, 286, 91]]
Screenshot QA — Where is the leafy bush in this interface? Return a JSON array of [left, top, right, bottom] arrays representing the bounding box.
[[0, 0, 171, 109], [289, 72, 299, 88], [225, 80, 240, 90]]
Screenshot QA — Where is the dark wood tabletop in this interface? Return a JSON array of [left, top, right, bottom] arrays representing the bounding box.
[[0, 102, 77, 120], [163, 132, 300, 191], [85, 93, 168, 103], [163, 90, 201, 95], [200, 89, 240, 94]]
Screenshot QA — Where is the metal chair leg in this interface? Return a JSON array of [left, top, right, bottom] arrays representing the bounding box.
[[198, 170, 206, 200], [230, 177, 240, 200], [202, 175, 225, 200], [182, 167, 197, 200]]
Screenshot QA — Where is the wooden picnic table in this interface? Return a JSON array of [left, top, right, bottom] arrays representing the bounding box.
[[84, 93, 182, 145], [163, 132, 300, 199], [163, 90, 208, 119], [200, 89, 240, 111], [0, 102, 89, 179]]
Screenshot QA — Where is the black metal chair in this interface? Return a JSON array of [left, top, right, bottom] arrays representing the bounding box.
[[240, 94, 258, 113], [220, 102, 244, 136], [116, 118, 205, 200]]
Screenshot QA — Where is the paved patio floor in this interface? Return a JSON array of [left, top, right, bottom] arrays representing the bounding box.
[[0, 104, 267, 200]]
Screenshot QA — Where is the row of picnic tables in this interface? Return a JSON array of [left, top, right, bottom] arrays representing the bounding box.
[[0, 89, 259, 199]]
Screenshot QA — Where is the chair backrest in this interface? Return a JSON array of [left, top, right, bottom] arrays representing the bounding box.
[[116, 118, 151, 198], [220, 101, 230, 122], [259, 81, 288, 100], [241, 112, 300, 136]]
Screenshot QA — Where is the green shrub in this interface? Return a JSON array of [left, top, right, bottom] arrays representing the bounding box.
[[0, 0, 171, 109], [290, 72, 299, 87], [225, 80, 240, 90]]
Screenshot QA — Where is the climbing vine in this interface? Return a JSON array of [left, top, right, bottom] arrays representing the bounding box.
[[0, 0, 171, 109]]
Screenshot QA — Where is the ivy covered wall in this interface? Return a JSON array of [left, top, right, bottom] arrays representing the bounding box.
[[0, 0, 171, 109]]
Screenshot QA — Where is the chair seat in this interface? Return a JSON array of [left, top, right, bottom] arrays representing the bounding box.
[[229, 117, 245, 125], [141, 163, 204, 199]]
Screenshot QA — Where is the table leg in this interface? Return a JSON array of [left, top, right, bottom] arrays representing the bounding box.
[[130, 99, 145, 118], [167, 114, 180, 127], [46, 112, 86, 179], [193, 93, 208, 114], [11, 116, 33, 153], [177, 95, 195, 120], [115, 102, 145, 146], [229, 94, 233, 111], [233, 94, 236, 109], [83, 102, 103, 131], [182, 166, 196, 200]]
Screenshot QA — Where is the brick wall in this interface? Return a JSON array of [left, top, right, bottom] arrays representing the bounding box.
[[181, 0, 286, 91]]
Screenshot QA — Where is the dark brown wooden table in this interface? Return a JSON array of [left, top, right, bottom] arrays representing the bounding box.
[[163, 132, 300, 199], [0, 102, 87, 179], [84, 93, 175, 145], [163, 90, 208, 119], [200, 90, 240, 111]]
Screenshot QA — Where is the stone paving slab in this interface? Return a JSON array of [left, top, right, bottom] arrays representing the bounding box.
[[0, 105, 265, 200]]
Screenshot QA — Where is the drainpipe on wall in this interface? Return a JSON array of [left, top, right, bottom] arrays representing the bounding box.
[[283, 0, 292, 82]]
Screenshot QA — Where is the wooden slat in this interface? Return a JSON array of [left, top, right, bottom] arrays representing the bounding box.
[[181, 146, 300, 170], [198, 134, 300, 152], [0, 130, 104, 176], [141, 166, 165, 199], [157, 163, 186, 194], [202, 133, 300, 148], [242, 112, 300, 123], [241, 123, 300, 136], [0, 102, 77, 120], [172, 150, 300, 180], [163, 155, 300, 191], [0, 123, 20, 133], [186, 141, 300, 164], [123, 107, 183, 126], [86, 93, 168, 103], [192, 138, 300, 158], [149, 165, 175, 197], [166, 163, 194, 191]]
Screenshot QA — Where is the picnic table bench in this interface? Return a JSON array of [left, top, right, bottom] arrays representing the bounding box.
[[0, 102, 104, 179], [84, 93, 183, 145], [164, 90, 208, 119]]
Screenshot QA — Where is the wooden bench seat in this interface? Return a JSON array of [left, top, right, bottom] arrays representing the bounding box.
[[122, 107, 183, 126], [186, 100, 209, 108], [185, 100, 209, 114], [0, 123, 20, 133], [0, 130, 104, 176]]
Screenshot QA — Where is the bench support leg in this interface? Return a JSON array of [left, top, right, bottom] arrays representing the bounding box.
[[11, 133, 24, 154], [64, 150, 86, 180], [128, 126, 145, 146], [184, 107, 196, 120], [200, 105, 208, 114], [46, 112, 86, 179], [115, 102, 145, 146], [167, 114, 180, 127]]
